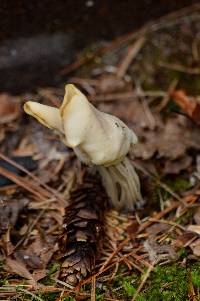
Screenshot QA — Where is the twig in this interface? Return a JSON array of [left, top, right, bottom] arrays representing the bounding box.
[[17, 288, 44, 301], [116, 36, 145, 78], [157, 180, 187, 206], [13, 208, 47, 250], [99, 238, 130, 273], [131, 262, 155, 301], [0, 152, 67, 204], [141, 99, 156, 130], [148, 218, 186, 231], [91, 276, 96, 301], [155, 79, 178, 112], [78, 238, 131, 288], [159, 61, 200, 74], [0, 166, 48, 203], [137, 202, 179, 233]]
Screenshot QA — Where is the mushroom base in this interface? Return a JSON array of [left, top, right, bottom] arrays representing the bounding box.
[[97, 157, 144, 211]]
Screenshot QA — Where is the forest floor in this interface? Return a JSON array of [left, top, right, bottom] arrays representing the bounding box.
[[1, 5, 200, 301]]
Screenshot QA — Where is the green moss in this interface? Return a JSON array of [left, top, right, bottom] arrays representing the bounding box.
[[163, 176, 191, 194], [177, 248, 188, 259], [143, 265, 187, 301], [107, 264, 188, 300], [190, 262, 200, 289], [123, 280, 136, 297], [40, 275, 55, 286], [48, 262, 60, 275], [37, 292, 59, 301], [191, 270, 200, 288], [82, 283, 91, 291], [40, 262, 60, 286], [0, 279, 8, 286]]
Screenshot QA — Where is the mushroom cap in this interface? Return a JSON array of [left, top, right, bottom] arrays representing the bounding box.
[[24, 84, 138, 166]]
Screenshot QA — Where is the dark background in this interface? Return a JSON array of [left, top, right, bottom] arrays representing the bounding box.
[[0, 0, 198, 92]]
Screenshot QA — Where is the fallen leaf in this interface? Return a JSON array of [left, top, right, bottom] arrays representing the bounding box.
[[6, 257, 37, 285], [0, 156, 37, 187], [0, 94, 20, 124], [144, 238, 177, 262], [0, 198, 28, 236], [187, 225, 200, 235], [32, 269, 47, 281], [171, 90, 200, 125], [17, 234, 58, 269], [190, 239, 200, 257], [163, 156, 192, 174], [146, 223, 170, 235], [96, 74, 129, 94], [194, 208, 200, 225], [15, 250, 43, 269], [172, 232, 195, 249], [100, 99, 200, 165]]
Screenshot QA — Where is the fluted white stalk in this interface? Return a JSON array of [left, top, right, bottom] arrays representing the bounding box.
[[24, 84, 143, 210]]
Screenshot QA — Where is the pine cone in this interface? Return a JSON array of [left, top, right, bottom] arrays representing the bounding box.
[[59, 174, 106, 287]]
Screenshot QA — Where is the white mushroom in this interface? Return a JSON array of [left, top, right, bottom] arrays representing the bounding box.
[[24, 84, 143, 210]]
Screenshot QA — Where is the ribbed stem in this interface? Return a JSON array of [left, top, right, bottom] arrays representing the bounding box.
[[97, 157, 144, 211]]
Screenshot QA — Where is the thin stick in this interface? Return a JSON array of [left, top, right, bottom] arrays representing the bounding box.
[[159, 61, 200, 74], [158, 180, 187, 206], [13, 208, 47, 250], [99, 238, 129, 273], [156, 79, 178, 112], [131, 263, 155, 301], [91, 276, 96, 301], [148, 218, 186, 231], [0, 166, 48, 202], [0, 152, 66, 203], [17, 288, 44, 301], [116, 36, 145, 78], [137, 202, 179, 233]]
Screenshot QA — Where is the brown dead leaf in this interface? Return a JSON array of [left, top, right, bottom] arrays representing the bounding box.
[[144, 238, 177, 262], [146, 116, 200, 160], [6, 257, 37, 285], [18, 234, 58, 269], [172, 232, 196, 249], [0, 94, 20, 124], [146, 223, 170, 235], [171, 90, 200, 125], [100, 99, 200, 165], [0, 198, 28, 236], [15, 250, 43, 269], [190, 239, 200, 257], [96, 74, 129, 94], [137, 114, 200, 161], [163, 156, 192, 174], [187, 225, 200, 235], [194, 207, 200, 225], [32, 269, 47, 281]]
